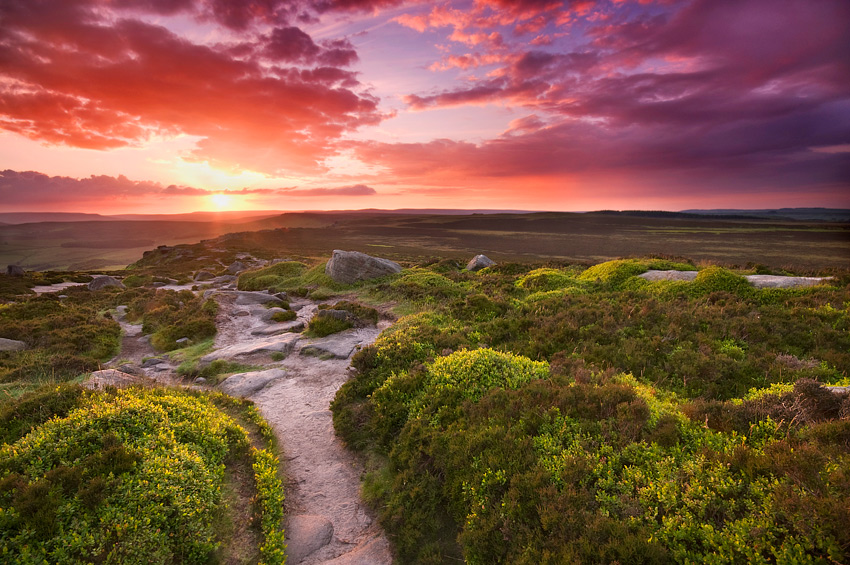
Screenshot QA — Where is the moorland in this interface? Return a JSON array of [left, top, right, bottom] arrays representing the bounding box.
[[1, 209, 849, 564], [1, 209, 848, 271]]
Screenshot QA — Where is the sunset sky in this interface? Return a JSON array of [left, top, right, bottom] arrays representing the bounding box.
[[1, 0, 848, 213]]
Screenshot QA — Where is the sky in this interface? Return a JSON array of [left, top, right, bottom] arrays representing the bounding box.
[[0, 0, 848, 214]]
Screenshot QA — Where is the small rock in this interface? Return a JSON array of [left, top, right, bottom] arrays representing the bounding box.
[[6, 265, 25, 277], [152, 281, 167, 287], [219, 368, 287, 397], [118, 364, 140, 375], [175, 337, 191, 346], [88, 275, 125, 291], [0, 338, 27, 351], [194, 270, 216, 281], [316, 309, 354, 322], [325, 250, 402, 284], [466, 254, 495, 271], [141, 357, 166, 368], [58, 295, 68, 299], [226, 261, 246, 274], [84, 369, 147, 390], [285, 515, 334, 564], [274, 291, 289, 301], [235, 310, 251, 317], [193, 377, 207, 384]]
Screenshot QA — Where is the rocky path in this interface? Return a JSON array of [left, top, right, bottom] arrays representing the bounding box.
[[207, 290, 394, 565]]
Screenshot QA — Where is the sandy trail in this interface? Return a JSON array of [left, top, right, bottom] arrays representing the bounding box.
[[210, 290, 394, 565]]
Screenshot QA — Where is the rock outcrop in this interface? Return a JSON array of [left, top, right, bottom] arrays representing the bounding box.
[[6, 265, 25, 276], [226, 261, 246, 274], [466, 254, 495, 271], [194, 270, 216, 281], [325, 250, 401, 284], [0, 338, 27, 351], [88, 275, 125, 291]]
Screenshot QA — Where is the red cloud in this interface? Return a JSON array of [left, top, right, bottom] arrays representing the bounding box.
[[0, 0, 383, 174], [280, 184, 377, 196]]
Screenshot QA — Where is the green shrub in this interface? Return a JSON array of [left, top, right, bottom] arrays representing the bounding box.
[[578, 259, 648, 286], [319, 300, 379, 325], [307, 315, 353, 337], [390, 269, 463, 300], [516, 268, 580, 291], [693, 266, 751, 294], [271, 310, 297, 322], [237, 261, 308, 292], [121, 274, 152, 288]]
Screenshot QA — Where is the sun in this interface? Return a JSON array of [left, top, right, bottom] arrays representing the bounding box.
[[210, 193, 231, 209]]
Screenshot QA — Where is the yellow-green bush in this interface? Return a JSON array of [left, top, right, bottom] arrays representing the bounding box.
[[237, 262, 308, 292], [516, 268, 582, 292], [390, 268, 463, 300], [578, 259, 648, 285]]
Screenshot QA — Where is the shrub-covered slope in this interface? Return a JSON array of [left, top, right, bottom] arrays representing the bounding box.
[[0, 386, 285, 564], [333, 258, 850, 564]]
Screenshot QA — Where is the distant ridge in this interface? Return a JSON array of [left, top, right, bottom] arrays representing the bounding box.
[[593, 210, 767, 221], [681, 208, 850, 222]]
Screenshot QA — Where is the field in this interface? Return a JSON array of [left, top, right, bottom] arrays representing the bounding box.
[[1, 211, 848, 272]]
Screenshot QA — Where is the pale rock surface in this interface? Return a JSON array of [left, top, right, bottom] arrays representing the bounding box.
[[285, 515, 335, 564], [219, 368, 287, 397], [744, 274, 832, 288], [84, 369, 149, 389], [200, 333, 301, 362], [638, 270, 698, 281], [0, 337, 27, 351], [234, 291, 286, 306]]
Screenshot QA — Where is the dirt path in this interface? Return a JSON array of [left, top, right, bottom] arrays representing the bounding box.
[[209, 290, 394, 565], [98, 306, 180, 387]]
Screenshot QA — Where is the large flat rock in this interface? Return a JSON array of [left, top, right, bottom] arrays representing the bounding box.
[[744, 275, 832, 288], [300, 329, 373, 360], [201, 333, 301, 362], [639, 270, 833, 289], [219, 368, 286, 397]]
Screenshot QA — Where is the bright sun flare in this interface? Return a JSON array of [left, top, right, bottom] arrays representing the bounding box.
[[210, 193, 231, 209]]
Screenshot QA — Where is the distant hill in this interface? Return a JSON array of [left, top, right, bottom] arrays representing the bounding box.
[[681, 208, 850, 222], [0, 212, 116, 224]]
